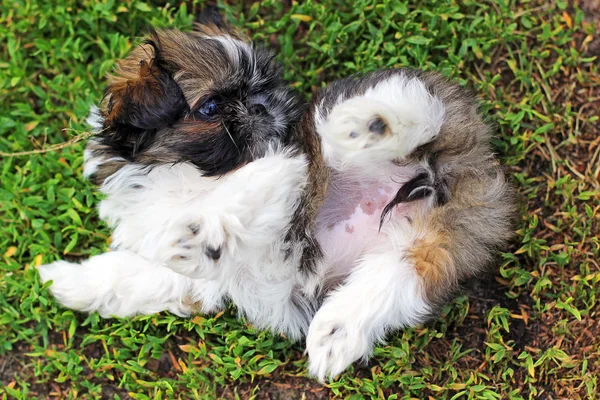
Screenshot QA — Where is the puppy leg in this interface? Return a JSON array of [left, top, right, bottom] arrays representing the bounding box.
[[306, 215, 459, 381], [317, 75, 445, 167], [306, 183, 514, 382], [306, 248, 431, 381], [157, 151, 308, 278], [38, 251, 224, 317]]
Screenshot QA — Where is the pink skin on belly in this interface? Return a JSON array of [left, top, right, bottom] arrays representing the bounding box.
[[315, 165, 420, 273], [343, 187, 393, 232]]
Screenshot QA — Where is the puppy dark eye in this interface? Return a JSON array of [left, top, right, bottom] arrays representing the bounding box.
[[196, 99, 219, 119]]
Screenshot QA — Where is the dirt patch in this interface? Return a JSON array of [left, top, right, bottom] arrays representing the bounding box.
[[220, 374, 329, 400], [581, 0, 600, 56]]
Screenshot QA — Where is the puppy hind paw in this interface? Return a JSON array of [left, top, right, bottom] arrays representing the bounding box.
[[319, 97, 397, 152], [346, 114, 392, 142]]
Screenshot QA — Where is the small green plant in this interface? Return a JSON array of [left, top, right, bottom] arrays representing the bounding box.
[[1, 0, 598, 398]]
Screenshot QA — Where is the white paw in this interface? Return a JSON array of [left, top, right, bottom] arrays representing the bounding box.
[[319, 97, 399, 152], [158, 213, 240, 279], [39, 260, 94, 311], [39, 252, 203, 317], [306, 306, 371, 382]]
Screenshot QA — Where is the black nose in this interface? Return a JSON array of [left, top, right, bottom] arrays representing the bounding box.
[[248, 104, 267, 116]]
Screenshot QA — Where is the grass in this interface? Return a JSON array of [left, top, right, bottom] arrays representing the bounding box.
[[0, 0, 599, 398]]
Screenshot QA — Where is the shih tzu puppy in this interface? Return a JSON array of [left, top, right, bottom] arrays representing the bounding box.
[[39, 10, 515, 381]]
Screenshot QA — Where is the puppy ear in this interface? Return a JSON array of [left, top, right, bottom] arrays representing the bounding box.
[[104, 34, 188, 130], [100, 33, 189, 156]]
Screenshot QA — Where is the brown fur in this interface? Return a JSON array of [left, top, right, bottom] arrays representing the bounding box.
[[411, 166, 515, 307], [283, 105, 330, 271], [153, 29, 232, 106], [105, 29, 235, 112], [106, 44, 156, 87], [104, 47, 163, 126], [299, 105, 329, 227], [181, 294, 203, 313], [408, 229, 455, 301], [191, 20, 243, 40]]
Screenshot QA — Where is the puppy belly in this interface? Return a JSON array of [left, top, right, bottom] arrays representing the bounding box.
[[315, 165, 420, 275]]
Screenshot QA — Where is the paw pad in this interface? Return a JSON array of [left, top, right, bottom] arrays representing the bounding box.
[[367, 116, 389, 135]]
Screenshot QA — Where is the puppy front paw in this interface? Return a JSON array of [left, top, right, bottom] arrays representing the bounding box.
[[306, 306, 371, 382], [158, 213, 238, 278]]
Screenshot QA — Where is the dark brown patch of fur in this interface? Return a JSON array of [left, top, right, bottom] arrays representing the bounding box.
[[84, 142, 127, 186], [285, 103, 329, 272], [104, 45, 158, 125]]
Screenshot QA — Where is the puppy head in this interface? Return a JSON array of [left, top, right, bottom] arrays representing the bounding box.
[[94, 12, 303, 178]]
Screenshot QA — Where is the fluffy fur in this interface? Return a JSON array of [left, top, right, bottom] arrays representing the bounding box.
[[39, 12, 515, 381], [305, 70, 515, 378]]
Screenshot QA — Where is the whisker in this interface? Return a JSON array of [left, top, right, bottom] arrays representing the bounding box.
[[221, 121, 241, 155]]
